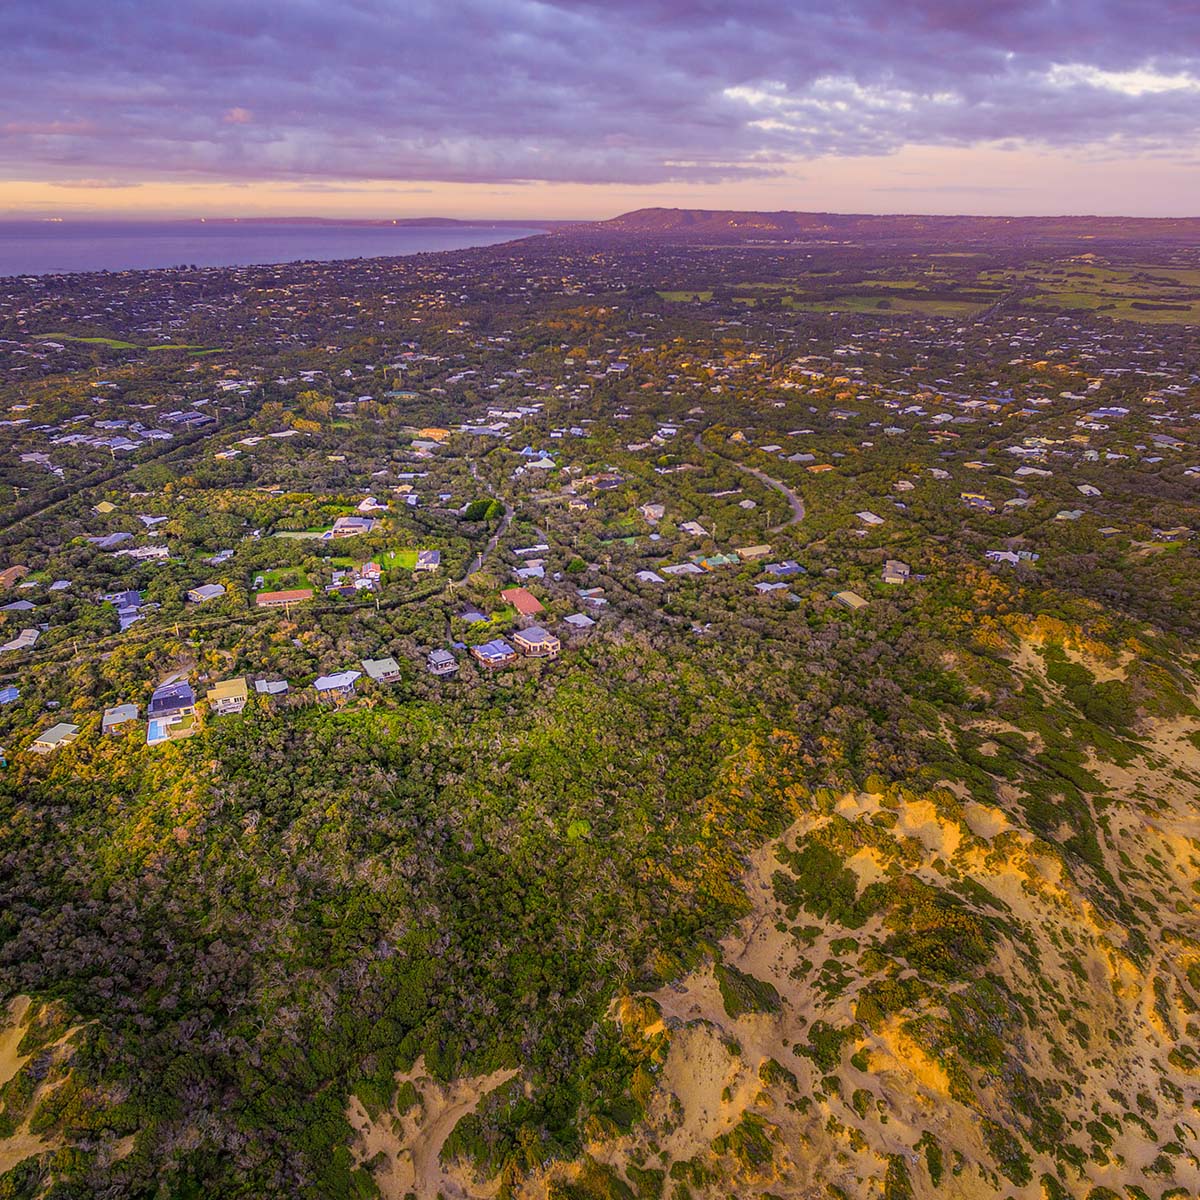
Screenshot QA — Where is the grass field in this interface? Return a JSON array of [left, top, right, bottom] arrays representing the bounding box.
[[785, 295, 986, 317], [38, 333, 224, 351], [254, 567, 312, 592], [657, 256, 1200, 324], [381, 549, 419, 571], [38, 332, 139, 349], [980, 261, 1200, 324], [657, 281, 995, 318]]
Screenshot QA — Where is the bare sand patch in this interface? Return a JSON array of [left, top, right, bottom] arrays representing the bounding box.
[[348, 1058, 517, 1200]]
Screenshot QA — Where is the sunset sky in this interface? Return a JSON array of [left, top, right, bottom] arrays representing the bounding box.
[[5, 0, 1200, 219]]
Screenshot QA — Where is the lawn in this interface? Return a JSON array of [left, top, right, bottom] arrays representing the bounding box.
[[38, 332, 139, 349], [784, 295, 986, 317], [979, 261, 1200, 324], [254, 568, 312, 592], [381, 549, 419, 571]]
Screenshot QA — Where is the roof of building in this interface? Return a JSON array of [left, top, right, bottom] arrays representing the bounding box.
[[256, 588, 313, 604], [515, 625, 557, 645], [35, 722, 79, 747], [500, 587, 544, 616], [361, 657, 401, 680], [474, 639, 515, 661], [314, 670, 361, 690], [330, 515, 375, 533], [207, 678, 248, 703], [102, 703, 138, 726], [148, 681, 196, 716], [254, 678, 290, 695]]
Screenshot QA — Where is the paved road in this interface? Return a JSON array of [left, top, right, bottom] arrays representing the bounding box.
[[693, 432, 806, 533], [457, 502, 512, 583]]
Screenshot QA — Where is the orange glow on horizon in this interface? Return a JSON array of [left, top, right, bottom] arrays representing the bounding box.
[[2, 145, 1199, 220]]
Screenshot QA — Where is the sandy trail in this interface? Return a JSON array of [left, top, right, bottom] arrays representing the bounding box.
[[349, 1059, 518, 1200]]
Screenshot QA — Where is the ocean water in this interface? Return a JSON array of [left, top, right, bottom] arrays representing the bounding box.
[[0, 220, 544, 276]]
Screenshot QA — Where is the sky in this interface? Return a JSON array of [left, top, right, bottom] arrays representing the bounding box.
[[4, 0, 1200, 220]]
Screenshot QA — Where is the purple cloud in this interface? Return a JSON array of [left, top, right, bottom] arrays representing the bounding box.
[[2, 0, 1199, 185]]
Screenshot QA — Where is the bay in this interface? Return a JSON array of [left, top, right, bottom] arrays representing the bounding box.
[[0, 220, 545, 276]]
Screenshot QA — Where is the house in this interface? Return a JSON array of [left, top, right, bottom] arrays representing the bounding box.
[[361, 656, 402, 684], [986, 550, 1020, 566], [501, 587, 544, 619], [764, 560, 806, 579], [102, 703, 138, 734], [563, 613, 595, 629], [256, 588, 313, 608], [755, 581, 789, 593], [360, 561, 382, 583], [427, 649, 459, 676], [1153, 527, 1190, 542], [513, 626, 561, 658], [32, 723, 80, 753], [834, 591, 869, 610], [635, 570, 665, 584], [0, 566, 29, 590], [471, 639, 517, 668], [188, 583, 226, 603], [254, 678, 290, 696], [735, 545, 772, 561], [855, 512, 884, 527], [960, 493, 995, 512], [414, 549, 441, 573], [695, 553, 740, 570], [313, 670, 361, 699], [88, 532, 133, 551], [882, 560, 911, 585], [0, 629, 39, 653], [639, 503, 665, 522], [207, 677, 248, 716], [102, 589, 144, 631], [0, 686, 19, 705], [147, 680, 197, 745], [330, 515, 376, 538]]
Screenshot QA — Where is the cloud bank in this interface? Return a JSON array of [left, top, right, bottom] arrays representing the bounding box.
[[4, 0, 1200, 186]]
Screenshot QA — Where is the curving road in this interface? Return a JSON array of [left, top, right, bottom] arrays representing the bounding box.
[[456, 501, 512, 583], [693, 432, 806, 532]]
